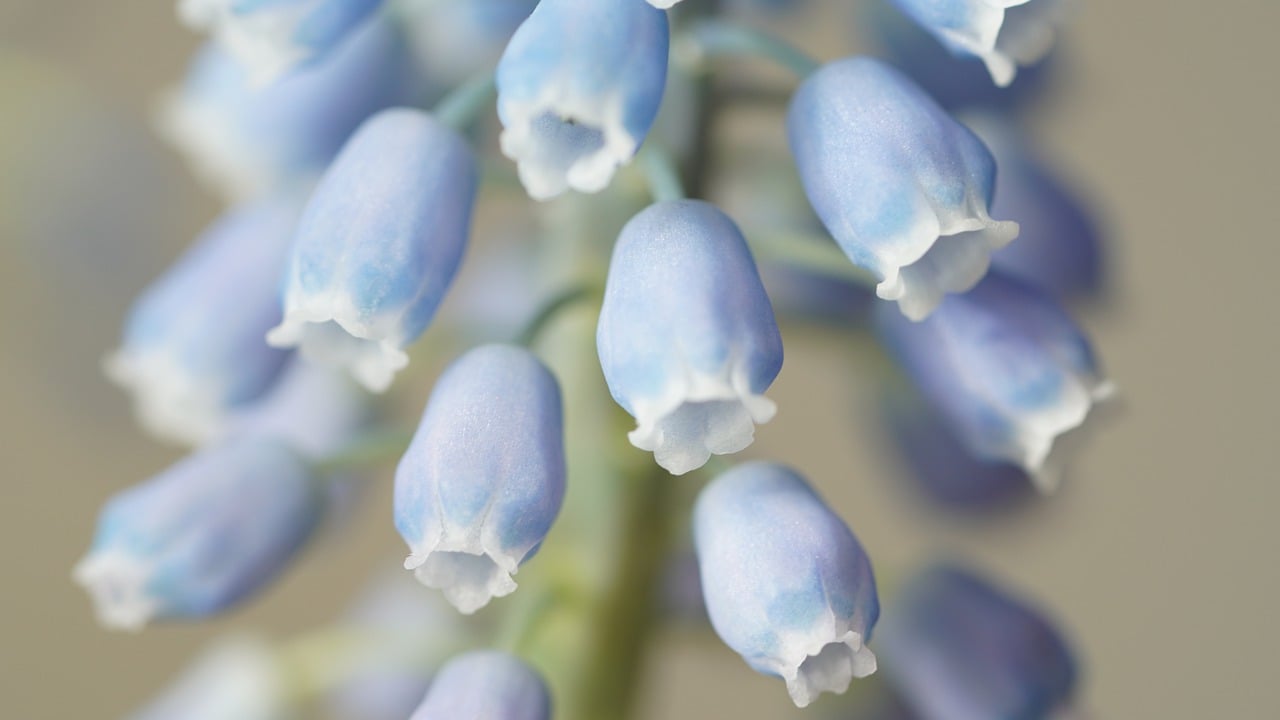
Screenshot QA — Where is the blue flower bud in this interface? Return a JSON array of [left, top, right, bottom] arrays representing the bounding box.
[[158, 16, 416, 201], [597, 200, 783, 475], [130, 637, 286, 720], [395, 345, 565, 614], [107, 197, 297, 446], [694, 462, 879, 707], [877, 565, 1078, 720], [400, 0, 537, 88], [789, 57, 1018, 321], [408, 651, 551, 720], [496, 0, 669, 199], [266, 109, 477, 392], [74, 438, 323, 630], [179, 0, 387, 84], [875, 273, 1112, 489], [887, 0, 1065, 86]]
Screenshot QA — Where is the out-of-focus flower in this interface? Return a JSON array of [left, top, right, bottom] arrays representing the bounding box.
[[788, 57, 1018, 321], [266, 109, 477, 392], [877, 564, 1078, 720], [694, 462, 879, 707], [397, 0, 537, 89], [107, 197, 297, 446], [179, 0, 387, 84], [597, 200, 783, 475], [228, 359, 368, 460], [74, 438, 323, 630], [496, 0, 669, 199], [129, 636, 287, 720], [887, 0, 1065, 87], [395, 345, 565, 614], [158, 16, 416, 202], [408, 651, 551, 720], [875, 272, 1111, 490]]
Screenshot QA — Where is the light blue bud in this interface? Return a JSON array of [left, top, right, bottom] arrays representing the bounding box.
[[158, 16, 416, 201], [267, 109, 477, 392], [408, 651, 551, 720], [496, 0, 669, 199], [107, 198, 297, 446], [130, 637, 286, 720], [877, 565, 1078, 720], [875, 272, 1112, 490], [788, 57, 1018, 321], [394, 345, 565, 614], [694, 462, 879, 707], [597, 200, 783, 476], [74, 438, 323, 630], [179, 0, 387, 84], [400, 0, 537, 88], [887, 0, 1065, 86]]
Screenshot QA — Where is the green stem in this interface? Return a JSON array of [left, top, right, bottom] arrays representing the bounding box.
[[313, 428, 414, 474], [747, 230, 880, 289], [686, 20, 821, 79], [639, 144, 687, 202], [433, 73, 497, 132], [517, 284, 601, 348]]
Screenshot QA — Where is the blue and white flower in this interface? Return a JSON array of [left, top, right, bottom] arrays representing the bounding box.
[[397, 0, 537, 88], [694, 462, 879, 707], [395, 345, 565, 614], [408, 651, 551, 720], [266, 108, 477, 392], [597, 200, 783, 475], [496, 0, 669, 199], [788, 57, 1018, 321], [130, 637, 286, 720], [228, 359, 368, 460]]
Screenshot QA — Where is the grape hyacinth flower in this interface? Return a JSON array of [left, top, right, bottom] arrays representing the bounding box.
[[877, 565, 1078, 720], [495, 0, 669, 200], [788, 57, 1018, 321], [395, 345, 566, 614], [158, 16, 416, 201], [267, 108, 477, 392], [107, 197, 297, 446], [875, 272, 1112, 490], [130, 637, 286, 720], [408, 651, 551, 720], [179, 0, 387, 85], [694, 462, 879, 707], [74, 438, 324, 630], [597, 200, 783, 475], [398, 0, 537, 89], [229, 359, 368, 460]]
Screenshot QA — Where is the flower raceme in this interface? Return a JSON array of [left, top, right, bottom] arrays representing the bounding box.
[[408, 651, 551, 720]]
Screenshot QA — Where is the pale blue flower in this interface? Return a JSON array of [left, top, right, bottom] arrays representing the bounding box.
[[228, 359, 368, 460], [875, 272, 1112, 490], [496, 0, 669, 199], [267, 108, 477, 392], [877, 565, 1078, 720], [179, 0, 387, 84], [408, 651, 551, 720], [130, 637, 287, 720], [74, 438, 323, 630], [395, 345, 565, 614], [597, 200, 783, 475], [888, 0, 1066, 86], [106, 197, 297, 446], [694, 462, 879, 707], [789, 57, 1018, 321], [158, 16, 416, 201]]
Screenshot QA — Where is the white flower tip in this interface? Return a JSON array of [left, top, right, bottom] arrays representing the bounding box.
[[405, 550, 518, 615], [646, 0, 682, 8], [878, 218, 1019, 322], [179, 0, 310, 87], [1019, 375, 1114, 491], [631, 389, 776, 476], [784, 634, 876, 708], [153, 88, 272, 202], [103, 349, 225, 446], [72, 551, 157, 632], [499, 96, 637, 201], [267, 314, 408, 393]]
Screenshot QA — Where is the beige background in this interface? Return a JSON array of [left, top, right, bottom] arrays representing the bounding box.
[[2, 0, 1277, 718]]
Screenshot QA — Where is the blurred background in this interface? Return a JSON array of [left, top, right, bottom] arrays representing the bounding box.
[[2, 0, 1277, 718]]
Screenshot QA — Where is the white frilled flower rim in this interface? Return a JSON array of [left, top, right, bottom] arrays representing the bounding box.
[[266, 297, 409, 394], [155, 88, 275, 203], [104, 348, 228, 446], [403, 535, 523, 616], [771, 614, 877, 708], [1011, 376, 1115, 493], [178, 0, 313, 86], [72, 549, 160, 632], [499, 86, 638, 201], [628, 359, 776, 476], [934, 0, 1066, 87]]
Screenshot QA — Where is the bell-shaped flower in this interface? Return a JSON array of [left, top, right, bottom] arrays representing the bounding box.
[[694, 462, 880, 707], [178, 0, 388, 84], [130, 637, 287, 720], [597, 200, 783, 476], [158, 16, 416, 201], [887, 0, 1066, 87], [229, 359, 369, 460], [408, 651, 551, 720], [788, 57, 1018, 321], [266, 108, 477, 392], [394, 345, 566, 614], [495, 0, 669, 200], [399, 0, 537, 88], [74, 438, 324, 630], [106, 197, 297, 446], [877, 564, 1079, 720], [875, 272, 1112, 490]]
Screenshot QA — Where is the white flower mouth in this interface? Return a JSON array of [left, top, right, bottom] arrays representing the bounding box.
[[404, 545, 520, 615], [499, 91, 637, 200], [267, 305, 408, 393], [1009, 377, 1114, 492], [179, 0, 313, 86], [104, 348, 228, 446], [629, 364, 776, 476], [155, 88, 274, 202], [72, 550, 158, 632], [936, 0, 1063, 86], [779, 631, 877, 708]]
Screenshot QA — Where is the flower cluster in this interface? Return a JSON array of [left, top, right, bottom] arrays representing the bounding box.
[[79, 0, 1107, 718]]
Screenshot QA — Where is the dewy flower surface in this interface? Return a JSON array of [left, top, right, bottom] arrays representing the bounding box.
[[597, 200, 783, 475]]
